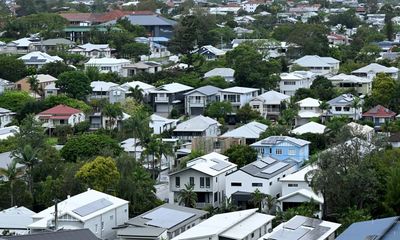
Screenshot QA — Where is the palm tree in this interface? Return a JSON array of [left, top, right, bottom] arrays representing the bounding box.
[[27, 75, 39, 98], [352, 96, 361, 120], [250, 189, 266, 212], [264, 194, 277, 214], [127, 110, 151, 162], [128, 86, 144, 103], [178, 184, 197, 208], [319, 101, 330, 123], [103, 103, 123, 130], [0, 160, 24, 207], [143, 138, 158, 179], [12, 145, 38, 195], [155, 139, 174, 175]]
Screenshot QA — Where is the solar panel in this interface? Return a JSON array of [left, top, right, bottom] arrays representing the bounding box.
[[268, 228, 310, 240], [303, 218, 323, 228], [210, 159, 231, 171], [142, 207, 195, 229], [284, 215, 308, 230], [262, 162, 288, 174], [299, 226, 330, 240], [253, 160, 268, 169], [72, 198, 113, 217]]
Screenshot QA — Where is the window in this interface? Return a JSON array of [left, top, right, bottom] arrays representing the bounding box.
[[379, 118, 385, 123], [335, 106, 342, 111], [189, 177, 194, 186], [269, 182, 272, 186], [288, 149, 296, 155], [252, 183, 263, 187], [95, 224, 98, 233], [216, 177, 218, 183], [214, 192, 218, 202], [206, 177, 211, 188], [276, 149, 283, 155], [200, 177, 205, 188], [284, 81, 296, 85], [101, 221, 104, 231], [100, 66, 112, 71], [251, 233, 255, 238], [175, 177, 180, 188], [231, 182, 242, 186], [343, 106, 350, 112], [253, 105, 259, 109], [288, 183, 299, 187]]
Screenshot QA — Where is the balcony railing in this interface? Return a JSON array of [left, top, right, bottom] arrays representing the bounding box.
[[155, 96, 169, 102]]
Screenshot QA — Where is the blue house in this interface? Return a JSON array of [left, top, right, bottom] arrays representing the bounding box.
[[250, 136, 310, 167], [337, 216, 400, 240]]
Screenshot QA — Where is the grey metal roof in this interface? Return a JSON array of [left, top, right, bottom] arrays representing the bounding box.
[[184, 85, 221, 96], [117, 225, 165, 238], [107, 15, 177, 26], [251, 136, 310, 147], [34, 38, 74, 46], [72, 198, 113, 217], [2, 229, 99, 240], [239, 157, 296, 179], [327, 93, 356, 106], [336, 216, 400, 240]]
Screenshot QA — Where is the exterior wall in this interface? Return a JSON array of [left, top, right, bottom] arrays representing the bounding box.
[[329, 105, 362, 120], [281, 181, 311, 196], [109, 89, 126, 103], [85, 62, 129, 76], [174, 124, 220, 142], [220, 91, 258, 111], [331, 81, 372, 96], [252, 143, 309, 166], [279, 78, 313, 96]]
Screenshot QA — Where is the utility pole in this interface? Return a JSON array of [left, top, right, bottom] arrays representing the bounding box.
[[53, 198, 59, 231]]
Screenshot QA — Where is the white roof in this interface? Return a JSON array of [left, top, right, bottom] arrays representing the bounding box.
[[120, 138, 144, 153], [329, 73, 371, 83], [121, 81, 155, 92], [280, 71, 315, 80], [204, 68, 235, 78], [150, 114, 178, 124], [251, 136, 310, 147], [221, 86, 258, 94], [278, 188, 324, 204], [221, 121, 267, 139], [352, 63, 399, 74], [253, 90, 290, 105], [291, 122, 326, 135], [29, 189, 128, 229], [90, 81, 118, 92], [172, 209, 273, 240], [19, 51, 63, 63], [297, 111, 321, 118], [297, 97, 321, 107], [280, 164, 317, 182], [152, 82, 193, 93], [72, 43, 111, 52], [0, 206, 36, 230], [198, 45, 225, 56], [44, 82, 59, 90], [86, 57, 130, 65], [181, 152, 236, 177], [174, 115, 219, 132], [34, 74, 58, 83], [293, 55, 339, 67], [11, 37, 33, 47]]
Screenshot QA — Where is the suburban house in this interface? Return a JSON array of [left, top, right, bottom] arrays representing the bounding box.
[[44, 83, 59, 98], [32, 38, 75, 53], [120, 81, 155, 102], [291, 122, 327, 135], [279, 71, 316, 96], [35, 105, 85, 131], [204, 68, 235, 83], [219, 87, 259, 112], [68, 43, 113, 58], [184, 85, 221, 116], [120, 138, 144, 159], [84, 57, 131, 76], [59, 9, 138, 26], [15, 74, 58, 96], [0, 206, 36, 235], [2, 37, 38, 54], [226, 157, 297, 207], [2, 229, 99, 240], [169, 152, 237, 208], [328, 73, 372, 96], [171, 209, 274, 240], [261, 215, 341, 240], [249, 90, 290, 120], [192, 45, 225, 61], [116, 204, 207, 240], [135, 37, 171, 58], [351, 63, 399, 80], [18, 51, 63, 69], [250, 136, 311, 167], [173, 115, 220, 142], [122, 61, 162, 77], [0, 126, 19, 140], [28, 189, 129, 240], [150, 114, 179, 135], [362, 105, 396, 129], [327, 94, 362, 120], [0, 78, 14, 94], [220, 121, 268, 144], [291, 55, 340, 75], [150, 83, 193, 115], [109, 85, 128, 103], [89, 81, 118, 100], [337, 216, 399, 240], [89, 112, 130, 130], [296, 97, 322, 126], [0, 107, 15, 128], [279, 165, 324, 218]]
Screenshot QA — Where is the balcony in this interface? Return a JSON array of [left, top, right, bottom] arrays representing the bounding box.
[[155, 96, 169, 102], [188, 100, 205, 107]]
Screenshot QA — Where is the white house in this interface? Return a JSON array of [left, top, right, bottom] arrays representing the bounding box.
[[351, 63, 399, 80], [90, 81, 119, 100], [35, 105, 85, 131], [241, 1, 261, 13], [296, 97, 322, 126], [68, 43, 112, 58], [184, 85, 221, 116], [120, 81, 155, 102], [261, 215, 341, 240], [85, 57, 131, 76], [292, 55, 340, 75], [0, 107, 15, 128], [173, 115, 220, 142], [291, 122, 327, 135], [0, 126, 19, 140], [150, 114, 179, 135], [328, 73, 372, 96], [279, 71, 316, 96], [44, 83, 59, 98], [122, 61, 162, 77], [120, 138, 145, 160], [29, 189, 129, 240], [18, 51, 63, 69], [278, 165, 324, 218], [327, 94, 362, 120], [249, 90, 290, 119], [219, 87, 259, 112], [172, 209, 274, 240], [169, 152, 237, 208], [220, 121, 268, 144], [117, 204, 207, 240], [0, 206, 36, 235], [226, 157, 297, 207], [204, 68, 235, 83]]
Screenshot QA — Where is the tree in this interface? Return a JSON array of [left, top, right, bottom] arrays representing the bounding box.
[[224, 144, 258, 167], [0, 91, 33, 112], [328, 10, 360, 29], [121, 42, 150, 59], [319, 101, 330, 123], [310, 76, 337, 101], [76, 156, 120, 193], [60, 134, 122, 162], [54, 125, 73, 145], [39, 61, 75, 78], [178, 184, 197, 208], [384, 163, 400, 214], [200, 76, 229, 89], [102, 103, 123, 130], [250, 189, 266, 212], [27, 75, 39, 98], [12, 145, 38, 195], [43, 95, 91, 112], [351, 96, 361, 120], [371, 73, 396, 108], [236, 104, 261, 123], [128, 86, 144, 103], [205, 101, 232, 119], [56, 71, 92, 100], [338, 207, 372, 231], [264, 194, 277, 214], [0, 160, 24, 207], [15, 114, 46, 149], [259, 124, 289, 139], [0, 55, 27, 81]]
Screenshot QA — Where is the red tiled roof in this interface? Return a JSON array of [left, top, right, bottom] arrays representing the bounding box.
[[363, 105, 396, 118], [37, 104, 82, 116], [60, 10, 155, 23]]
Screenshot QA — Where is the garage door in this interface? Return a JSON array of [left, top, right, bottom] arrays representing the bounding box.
[[190, 107, 204, 115], [156, 104, 170, 113]]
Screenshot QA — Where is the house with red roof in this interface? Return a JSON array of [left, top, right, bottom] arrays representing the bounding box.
[[35, 105, 85, 131], [362, 105, 396, 129]]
